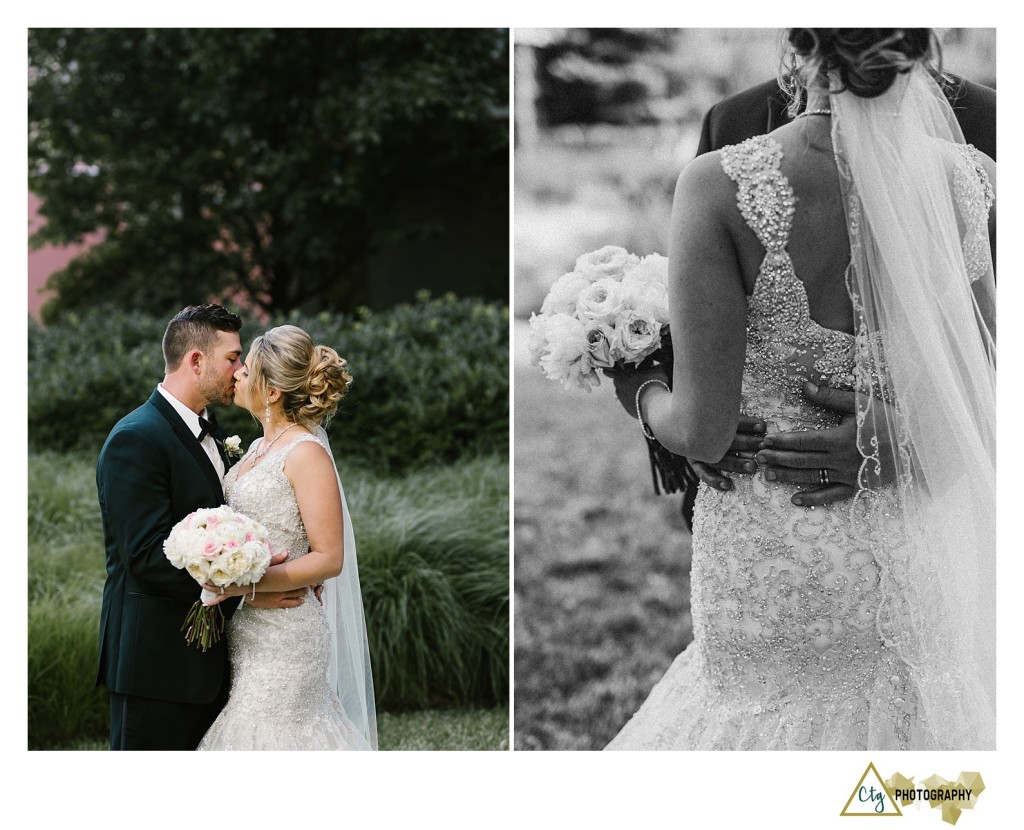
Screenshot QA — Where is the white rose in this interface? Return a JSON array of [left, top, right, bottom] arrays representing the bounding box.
[[186, 558, 212, 583], [573, 245, 639, 282], [540, 271, 590, 317], [215, 521, 247, 548], [207, 558, 237, 588], [619, 278, 669, 325], [224, 435, 242, 457], [576, 278, 624, 323], [243, 539, 271, 565], [527, 313, 551, 366], [626, 253, 668, 285], [584, 323, 616, 369], [617, 310, 663, 362], [532, 312, 602, 390]]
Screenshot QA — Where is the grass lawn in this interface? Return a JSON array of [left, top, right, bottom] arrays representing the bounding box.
[[28, 450, 508, 748], [51, 706, 509, 751], [514, 350, 694, 751]]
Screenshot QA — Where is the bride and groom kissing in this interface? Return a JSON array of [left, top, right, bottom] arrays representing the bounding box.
[[96, 303, 375, 750]]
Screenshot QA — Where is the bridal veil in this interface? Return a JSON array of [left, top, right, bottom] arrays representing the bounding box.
[[831, 64, 996, 748], [318, 425, 379, 749]]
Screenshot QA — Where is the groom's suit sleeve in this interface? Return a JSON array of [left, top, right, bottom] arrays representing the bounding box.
[[98, 425, 198, 603]]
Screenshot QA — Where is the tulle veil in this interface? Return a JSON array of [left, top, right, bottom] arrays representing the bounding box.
[[317, 425, 378, 749], [831, 64, 996, 748]]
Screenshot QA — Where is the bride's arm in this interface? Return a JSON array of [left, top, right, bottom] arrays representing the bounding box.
[[638, 153, 747, 464]]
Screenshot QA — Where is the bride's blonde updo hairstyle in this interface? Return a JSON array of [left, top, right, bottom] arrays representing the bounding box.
[[247, 325, 352, 429], [781, 29, 940, 113]]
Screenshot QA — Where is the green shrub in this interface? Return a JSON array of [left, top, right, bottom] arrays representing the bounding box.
[[29, 294, 508, 473], [27, 450, 508, 748], [349, 456, 509, 707]]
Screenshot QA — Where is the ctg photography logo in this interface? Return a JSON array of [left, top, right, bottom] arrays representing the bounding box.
[[840, 764, 986, 825]]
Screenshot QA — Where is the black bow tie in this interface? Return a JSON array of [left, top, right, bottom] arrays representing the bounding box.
[[197, 414, 216, 442]]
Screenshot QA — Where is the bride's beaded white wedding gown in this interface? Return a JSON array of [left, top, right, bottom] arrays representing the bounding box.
[[198, 433, 372, 750], [606, 135, 994, 750]]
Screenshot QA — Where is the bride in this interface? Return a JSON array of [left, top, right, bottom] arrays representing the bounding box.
[[606, 29, 995, 750], [198, 324, 377, 750]]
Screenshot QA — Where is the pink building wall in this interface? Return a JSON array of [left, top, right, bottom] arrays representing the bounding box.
[[28, 193, 102, 319]]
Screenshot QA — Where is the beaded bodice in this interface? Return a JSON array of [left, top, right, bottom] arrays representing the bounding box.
[[951, 142, 996, 284], [721, 136, 856, 433], [224, 432, 324, 565]]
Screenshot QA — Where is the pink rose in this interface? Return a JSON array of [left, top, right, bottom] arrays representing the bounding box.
[[202, 541, 220, 558]]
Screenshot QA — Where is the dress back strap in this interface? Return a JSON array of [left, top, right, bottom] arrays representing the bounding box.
[[720, 135, 796, 255], [952, 143, 995, 284]]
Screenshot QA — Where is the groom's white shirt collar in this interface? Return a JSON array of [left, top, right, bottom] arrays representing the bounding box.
[[157, 383, 207, 439], [157, 384, 226, 481]]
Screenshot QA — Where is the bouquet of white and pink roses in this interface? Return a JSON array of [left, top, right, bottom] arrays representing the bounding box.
[[163, 505, 274, 651], [528, 245, 673, 391], [530, 245, 696, 499]]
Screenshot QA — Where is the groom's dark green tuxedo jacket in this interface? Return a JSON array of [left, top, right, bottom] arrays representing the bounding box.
[[97, 388, 239, 705]]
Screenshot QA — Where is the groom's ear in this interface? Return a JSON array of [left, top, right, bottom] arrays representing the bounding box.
[[187, 349, 204, 376]]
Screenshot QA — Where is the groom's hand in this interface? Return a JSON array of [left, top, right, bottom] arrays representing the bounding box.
[[753, 382, 895, 507], [689, 416, 766, 491], [245, 588, 307, 609], [605, 367, 768, 491]]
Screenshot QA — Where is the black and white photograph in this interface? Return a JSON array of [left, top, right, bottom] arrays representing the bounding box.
[[515, 27, 996, 752]]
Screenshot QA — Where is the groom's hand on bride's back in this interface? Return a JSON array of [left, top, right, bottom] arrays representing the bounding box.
[[689, 416, 767, 489], [605, 366, 768, 490], [244, 588, 308, 609], [752, 382, 896, 507]]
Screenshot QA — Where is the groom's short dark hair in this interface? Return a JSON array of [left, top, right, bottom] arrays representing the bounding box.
[[163, 304, 243, 372]]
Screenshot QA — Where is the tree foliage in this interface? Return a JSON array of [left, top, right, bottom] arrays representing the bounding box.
[[28, 28, 508, 321], [534, 29, 678, 127]]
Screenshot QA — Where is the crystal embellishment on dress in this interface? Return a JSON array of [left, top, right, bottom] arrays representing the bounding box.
[[605, 136, 930, 751], [197, 432, 371, 750], [952, 144, 995, 284]]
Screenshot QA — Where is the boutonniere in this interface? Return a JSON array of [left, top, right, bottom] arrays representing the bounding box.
[[221, 435, 243, 460]]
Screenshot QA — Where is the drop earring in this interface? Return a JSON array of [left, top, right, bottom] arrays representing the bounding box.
[[265, 399, 271, 425]]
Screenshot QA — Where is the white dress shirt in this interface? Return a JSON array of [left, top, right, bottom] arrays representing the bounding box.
[[157, 384, 226, 481]]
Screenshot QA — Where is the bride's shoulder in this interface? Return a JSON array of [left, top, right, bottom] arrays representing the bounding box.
[[282, 431, 332, 464], [282, 432, 338, 488], [673, 149, 743, 219]]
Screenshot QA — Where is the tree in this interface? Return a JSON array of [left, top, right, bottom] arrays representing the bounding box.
[[29, 28, 509, 321], [533, 29, 677, 127]]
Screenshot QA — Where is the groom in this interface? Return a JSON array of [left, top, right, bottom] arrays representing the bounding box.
[[96, 304, 306, 750], [651, 71, 995, 520]]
